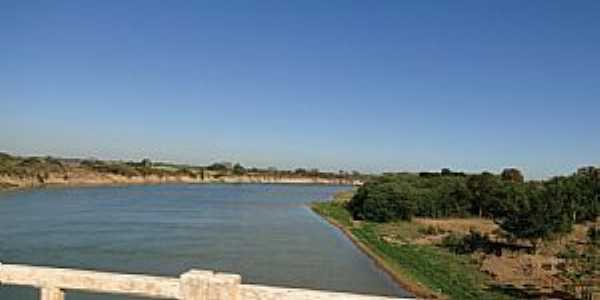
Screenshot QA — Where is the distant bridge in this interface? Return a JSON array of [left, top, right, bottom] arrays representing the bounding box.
[[0, 262, 412, 300]]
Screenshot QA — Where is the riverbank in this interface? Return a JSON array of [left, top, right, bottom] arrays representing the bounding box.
[[311, 191, 515, 300], [312, 192, 436, 299], [0, 153, 360, 190], [0, 172, 354, 191]]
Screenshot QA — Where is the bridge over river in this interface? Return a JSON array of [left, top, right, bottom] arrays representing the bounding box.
[[0, 263, 412, 300]]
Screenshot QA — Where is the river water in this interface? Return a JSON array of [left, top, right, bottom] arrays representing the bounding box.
[[0, 184, 410, 299]]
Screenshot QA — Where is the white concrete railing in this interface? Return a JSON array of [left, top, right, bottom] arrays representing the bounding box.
[[0, 263, 412, 300]]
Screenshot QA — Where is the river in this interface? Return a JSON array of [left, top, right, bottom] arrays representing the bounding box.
[[0, 184, 410, 299]]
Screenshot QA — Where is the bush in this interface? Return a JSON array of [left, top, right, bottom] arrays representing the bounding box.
[[348, 180, 415, 222], [441, 230, 493, 254], [441, 233, 464, 252]]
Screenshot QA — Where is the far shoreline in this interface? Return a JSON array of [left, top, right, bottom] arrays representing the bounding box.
[[0, 177, 354, 193], [0, 152, 363, 192]]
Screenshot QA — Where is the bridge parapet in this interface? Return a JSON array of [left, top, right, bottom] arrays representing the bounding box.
[[0, 262, 412, 300]]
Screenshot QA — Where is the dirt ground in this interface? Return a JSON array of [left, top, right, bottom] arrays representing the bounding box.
[[331, 192, 598, 298], [406, 218, 599, 298]]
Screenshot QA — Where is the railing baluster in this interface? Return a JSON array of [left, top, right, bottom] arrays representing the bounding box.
[[40, 287, 64, 300], [180, 270, 241, 300], [210, 273, 241, 300], [181, 270, 212, 300]]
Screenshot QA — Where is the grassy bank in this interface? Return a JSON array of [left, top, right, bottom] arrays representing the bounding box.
[[312, 193, 514, 300]]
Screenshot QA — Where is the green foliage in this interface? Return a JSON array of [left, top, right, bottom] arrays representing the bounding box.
[[347, 168, 599, 251], [438, 179, 472, 217], [233, 163, 246, 175], [467, 172, 503, 217], [441, 233, 464, 251], [348, 174, 480, 220], [0, 153, 66, 178], [207, 163, 226, 171], [494, 183, 574, 252], [315, 192, 514, 299], [442, 230, 494, 254], [140, 158, 152, 167], [348, 179, 415, 222], [501, 168, 524, 183]]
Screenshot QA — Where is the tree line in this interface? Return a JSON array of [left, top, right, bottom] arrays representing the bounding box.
[[348, 167, 599, 251]]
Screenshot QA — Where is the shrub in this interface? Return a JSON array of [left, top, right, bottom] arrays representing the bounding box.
[[348, 180, 415, 222], [442, 230, 493, 254], [441, 233, 464, 252]]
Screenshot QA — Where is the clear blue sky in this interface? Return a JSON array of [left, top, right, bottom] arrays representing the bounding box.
[[1, 1, 599, 179]]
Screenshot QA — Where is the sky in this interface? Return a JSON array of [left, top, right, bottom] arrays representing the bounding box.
[[1, 1, 599, 179]]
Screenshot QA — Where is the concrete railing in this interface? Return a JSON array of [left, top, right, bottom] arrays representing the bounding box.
[[0, 262, 411, 300]]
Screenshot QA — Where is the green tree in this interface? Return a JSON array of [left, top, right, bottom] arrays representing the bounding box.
[[233, 163, 246, 175], [438, 178, 472, 217], [348, 181, 415, 222], [466, 172, 501, 217], [207, 163, 229, 171], [496, 184, 572, 253], [140, 158, 152, 167], [294, 168, 307, 175], [501, 168, 524, 183]]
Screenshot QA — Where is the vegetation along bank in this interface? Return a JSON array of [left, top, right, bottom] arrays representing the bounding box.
[[313, 168, 599, 300]]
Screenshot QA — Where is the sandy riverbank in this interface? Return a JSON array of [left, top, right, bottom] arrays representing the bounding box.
[[0, 170, 355, 191]]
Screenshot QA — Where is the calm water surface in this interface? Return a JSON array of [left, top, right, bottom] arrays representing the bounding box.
[[0, 184, 410, 299]]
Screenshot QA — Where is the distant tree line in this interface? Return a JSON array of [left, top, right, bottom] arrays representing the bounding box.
[[348, 167, 599, 251], [0, 153, 66, 180], [206, 162, 366, 179], [0, 152, 368, 182]]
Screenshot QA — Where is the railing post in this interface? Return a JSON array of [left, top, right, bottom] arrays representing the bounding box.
[[180, 270, 241, 300], [211, 273, 241, 300], [40, 287, 64, 300]]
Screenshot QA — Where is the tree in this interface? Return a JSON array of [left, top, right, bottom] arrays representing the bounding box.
[[573, 169, 600, 222], [207, 163, 230, 171], [348, 181, 415, 222], [467, 173, 501, 217], [544, 172, 600, 223], [294, 168, 307, 175], [233, 163, 246, 175], [438, 178, 472, 217], [495, 184, 573, 253], [501, 168, 524, 183]]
